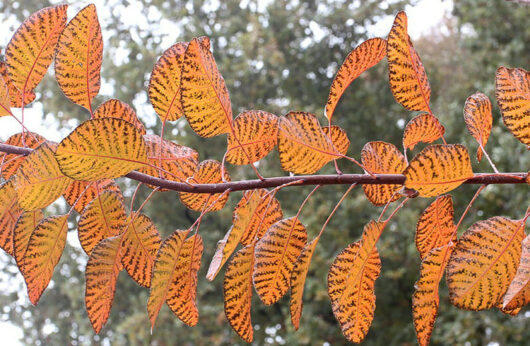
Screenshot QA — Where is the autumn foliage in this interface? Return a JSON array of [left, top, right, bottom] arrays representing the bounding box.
[[0, 4, 529, 345]]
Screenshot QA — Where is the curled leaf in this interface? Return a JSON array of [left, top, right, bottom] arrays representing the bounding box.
[[290, 238, 318, 330]]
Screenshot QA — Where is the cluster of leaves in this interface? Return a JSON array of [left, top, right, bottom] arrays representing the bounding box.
[[0, 4, 528, 345]]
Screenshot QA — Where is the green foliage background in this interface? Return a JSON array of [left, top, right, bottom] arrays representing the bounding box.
[[0, 0, 528, 344]]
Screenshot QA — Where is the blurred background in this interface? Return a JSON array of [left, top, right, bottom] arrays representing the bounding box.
[[0, 0, 529, 344]]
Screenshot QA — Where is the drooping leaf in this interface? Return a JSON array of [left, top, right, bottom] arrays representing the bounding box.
[[148, 229, 189, 329], [138, 134, 198, 189], [180, 160, 231, 212], [55, 118, 148, 181], [415, 195, 456, 259], [404, 144, 473, 197], [78, 191, 127, 256], [224, 244, 256, 343], [387, 11, 431, 112], [0, 180, 23, 256], [13, 142, 72, 211], [495, 67, 529, 147], [463, 92, 493, 161], [85, 235, 122, 333], [290, 238, 319, 330], [12, 210, 44, 274], [121, 213, 162, 287], [327, 221, 383, 343], [403, 113, 445, 150], [325, 38, 387, 121], [446, 217, 525, 310], [92, 99, 146, 135], [361, 141, 407, 206], [23, 214, 69, 305], [0, 62, 35, 107], [5, 5, 68, 93], [63, 178, 120, 213], [0, 75, 11, 117], [503, 234, 530, 310], [0, 132, 46, 179], [55, 4, 102, 110], [412, 244, 454, 346], [323, 125, 350, 155], [253, 217, 307, 305], [149, 42, 188, 122], [278, 112, 338, 174], [226, 110, 279, 165], [181, 36, 232, 137]]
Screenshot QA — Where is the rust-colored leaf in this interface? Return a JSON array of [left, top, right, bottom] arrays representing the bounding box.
[[63, 179, 120, 213], [404, 144, 474, 197], [503, 234, 530, 310], [446, 217, 525, 310], [387, 11, 431, 112], [13, 210, 44, 274], [0, 180, 23, 256], [323, 125, 350, 156], [92, 99, 146, 135], [325, 38, 387, 121], [361, 141, 407, 206], [463, 92, 493, 161], [1, 132, 46, 180], [253, 217, 307, 305], [55, 4, 102, 110], [403, 113, 445, 150], [0, 62, 35, 107]]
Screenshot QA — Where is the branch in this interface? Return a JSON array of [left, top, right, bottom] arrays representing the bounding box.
[[0, 143, 526, 193]]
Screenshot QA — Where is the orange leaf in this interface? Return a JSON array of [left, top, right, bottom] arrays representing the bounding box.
[[149, 42, 188, 122], [23, 214, 69, 305], [0, 62, 35, 107], [412, 244, 454, 346], [138, 134, 198, 189], [92, 99, 146, 135], [415, 195, 456, 259], [224, 244, 256, 343], [13, 210, 43, 275], [327, 221, 383, 343], [463, 92, 493, 161], [387, 11, 431, 112], [181, 37, 232, 137], [278, 112, 338, 174], [5, 5, 68, 93], [13, 142, 72, 211], [290, 238, 318, 330], [361, 141, 407, 206], [63, 178, 120, 213], [253, 217, 307, 305], [404, 144, 473, 197], [55, 4, 102, 110], [403, 113, 445, 150], [503, 234, 530, 310], [325, 38, 387, 121], [121, 213, 162, 287], [85, 235, 122, 333], [0, 74, 11, 117], [446, 217, 525, 310], [180, 160, 231, 212], [0, 132, 46, 180], [226, 110, 279, 165], [55, 118, 148, 181], [323, 125, 350, 156], [0, 180, 23, 256], [78, 191, 127, 255]]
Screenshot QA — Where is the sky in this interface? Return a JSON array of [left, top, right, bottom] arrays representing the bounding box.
[[0, 0, 453, 344]]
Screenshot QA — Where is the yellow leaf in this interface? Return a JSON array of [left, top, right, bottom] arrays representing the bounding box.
[[149, 42, 188, 122], [403, 113, 445, 150], [55, 118, 148, 181], [0, 75, 11, 117], [253, 217, 307, 305], [121, 213, 162, 287], [0, 180, 23, 256], [503, 234, 530, 310], [323, 125, 350, 156], [13, 210, 43, 275], [181, 37, 232, 137], [63, 178, 120, 213], [495, 67, 529, 147], [415, 195, 456, 259], [1, 132, 46, 180], [92, 99, 146, 135], [278, 112, 338, 174], [387, 11, 431, 112], [446, 217, 525, 310], [23, 214, 69, 305], [180, 160, 231, 212], [0, 62, 35, 107], [13, 142, 72, 211], [5, 5, 68, 93], [404, 144, 473, 197], [55, 4, 102, 110], [224, 244, 256, 343], [361, 141, 407, 206], [226, 110, 279, 165], [290, 238, 318, 330], [325, 38, 387, 121], [78, 191, 127, 255], [463, 92, 493, 161]]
